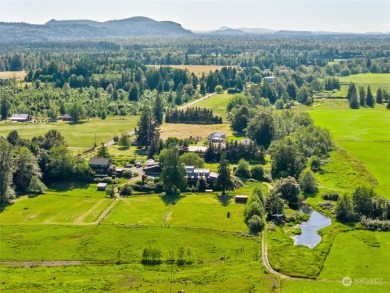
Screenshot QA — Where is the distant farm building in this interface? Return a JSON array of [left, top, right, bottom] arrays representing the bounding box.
[[264, 76, 277, 83], [208, 132, 225, 142], [235, 195, 248, 204], [88, 158, 111, 174], [144, 165, 162, 175], [62, 114, 73, 121], [97, 183, 107, 191], [10, 114, 32, 122]]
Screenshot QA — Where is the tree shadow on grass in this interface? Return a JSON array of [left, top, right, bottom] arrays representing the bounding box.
[[216, 193, 234, 206], [160, 193, 185, 206], [303, 190, 320, 199], [46, 181, 90, 192], [135, 148, 148, 156], [0, 202, 13, 213]]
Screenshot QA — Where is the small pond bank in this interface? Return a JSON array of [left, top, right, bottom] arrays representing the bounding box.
[[294, 204, 332, 248]]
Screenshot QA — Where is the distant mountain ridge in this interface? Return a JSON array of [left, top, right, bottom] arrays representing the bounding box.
[[0, 17, 193, 42]]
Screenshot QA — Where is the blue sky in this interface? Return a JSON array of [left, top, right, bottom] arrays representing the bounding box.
[[0, 0, 389, 32]]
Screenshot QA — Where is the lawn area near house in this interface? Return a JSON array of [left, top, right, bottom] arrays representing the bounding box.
[[0, 116, 138, 148]]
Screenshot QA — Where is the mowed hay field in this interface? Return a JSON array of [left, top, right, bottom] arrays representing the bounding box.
[[308, 99, 390, 197], [338, 73, 390, 91], [0, 186, 277, 292], [0, 183, 112, 225], [0, 71, 27, 80], [160, 93, 233, 139], [0, 116, 138, 148], [148, 65, 230, 77], [106, 194, 248, 231]]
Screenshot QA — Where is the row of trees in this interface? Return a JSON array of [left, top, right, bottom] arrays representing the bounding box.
[[347, 83, 389, 109], [165, 107, 222, 124]]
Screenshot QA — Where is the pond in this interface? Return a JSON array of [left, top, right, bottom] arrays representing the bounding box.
[[294, 204, 332, 248]]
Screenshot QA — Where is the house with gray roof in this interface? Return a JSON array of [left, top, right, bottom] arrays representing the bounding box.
[[10, 114, 32, 122]]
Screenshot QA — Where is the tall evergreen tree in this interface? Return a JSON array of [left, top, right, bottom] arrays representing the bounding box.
[[136, 108, 160, 148], [359, 86, 366, 107], [128, 82, 140, 101], [349, 87, 359, 109], [376, 88, 383, 104], [366, 85, 375, 107], [0, 93, 10, 121], [0, 138, 14, 204], [216, 153, 233, 195], [153, 94, 164, 125]]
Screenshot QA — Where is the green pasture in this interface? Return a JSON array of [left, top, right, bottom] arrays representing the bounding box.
[[194, 93, 231, 121], [0, 183, 112, 225], [0, 116, 138, 148], [106, 194, 248, 232], [338, 73, 390, 91], [0, 261, 275, 292], [319, 230, 390, 280], [308, 100, 390, 196], [282, 279, 390, 293]]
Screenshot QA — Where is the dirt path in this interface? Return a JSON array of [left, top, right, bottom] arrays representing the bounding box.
[[178, 93, 216, 110], [73, 198, 106, 225], [0, 261, 86, 267], [94, 197, 120, 224]]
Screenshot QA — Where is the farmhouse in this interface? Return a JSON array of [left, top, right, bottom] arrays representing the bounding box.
[[208, 132, 225, 142], [264, 76, 277, 83], [62, 114, 72, 121], [185, 166, 218, 183], [10, 113, 32, 122], [88, 158, 111, 174]]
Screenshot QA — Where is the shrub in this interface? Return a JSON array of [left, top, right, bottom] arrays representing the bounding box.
[[247, 215, 264, 233], [299, 170, 318, 193], [94, 177, 119, 184], [322, 192, 339, 201], [122, 170, 132, 179], [235, 158, 251, 178], [251, 165, 264, 181], [28, 176, 47, 194], [318, 202, 335, 210], [119, 183, 133, 196], [360, 217, 390, 231], [309, 155, 321, 172]]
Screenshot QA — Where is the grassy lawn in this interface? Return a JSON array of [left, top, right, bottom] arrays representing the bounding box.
[[308, 99, 390, 197], [338, 73, 390, 91], [0, 183, 112, 225], [0, 116, 138, 148]]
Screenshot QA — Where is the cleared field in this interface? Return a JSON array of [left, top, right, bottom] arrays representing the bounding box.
[[319, 230, 390, 281], [149, 65, 230, 77], [0, 71, 27, 80], [160, 122, 232, 140], [338, 73, 390, 91], [0, 116, 138, 148], [308, 100, 390, 197], [194, 92, 231, 119], [106, 194, 248, 232], [0, 184, 112, 225]]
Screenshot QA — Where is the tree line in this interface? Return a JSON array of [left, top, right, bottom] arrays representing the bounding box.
[[165, 107, 222, 124]]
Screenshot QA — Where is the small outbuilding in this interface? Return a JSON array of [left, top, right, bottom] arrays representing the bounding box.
[[235, 195, 248, 204], [208, 132, 226, 142], [62, 114, 73, 121], [97, 183, 107, 191], [10, 114, 32, 122]]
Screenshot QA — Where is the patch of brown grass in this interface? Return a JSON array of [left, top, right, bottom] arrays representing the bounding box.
[[160, 123, 232, 140], [0, 71, 27, 80]]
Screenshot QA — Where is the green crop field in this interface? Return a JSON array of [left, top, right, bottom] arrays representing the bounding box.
[[0, 116, 138, 148], [338, 73, 390, 91], [308, 99, 390, 197]]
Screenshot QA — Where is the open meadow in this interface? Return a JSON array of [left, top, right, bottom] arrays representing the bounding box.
[[148, 65, 229, 77], [0, 116, 138, 148], [0, 71, 27, 80], [338, 73, 390, 91], [307, 99, 390, 197]]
